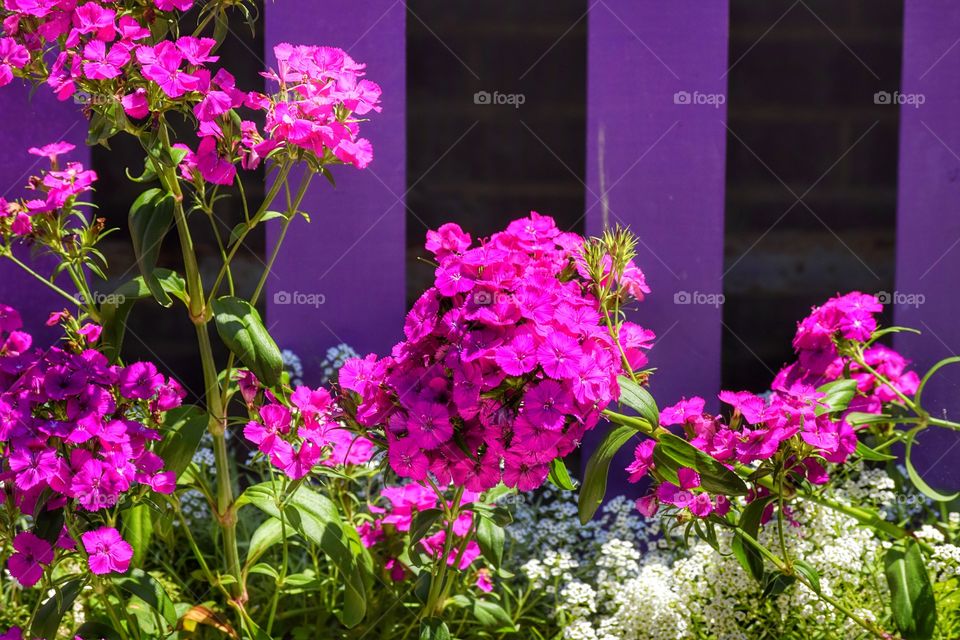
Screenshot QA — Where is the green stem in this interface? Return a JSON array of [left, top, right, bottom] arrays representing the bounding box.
[[250, 170, 314, 306], [601, 408, 914, 540], [735, 529, 887, 639], [197, 322, 244, 598], [266, 473, 290, 635], [1, 252, 82, 310], [150, 121, 245, 601], [207, 160, 293, 305], [424, 486, 464, 617]]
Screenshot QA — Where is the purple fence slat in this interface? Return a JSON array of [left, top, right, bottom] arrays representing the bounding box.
[[894, 0, 960, 489], [265, 1, 406, 383], [584, 1, 729, 486], [0, 83, 88, 340]]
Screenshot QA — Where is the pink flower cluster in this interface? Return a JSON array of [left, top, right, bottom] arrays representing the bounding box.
[[358, 483, 483, 583], [341, 213, 653, 493], [241, 379, 374, 479], [628, 292, 917, 520], [246, 44, 382, 169], [0, 142, 96, 237], [0, 304, 181, 582], [0, 3, 381, 185]]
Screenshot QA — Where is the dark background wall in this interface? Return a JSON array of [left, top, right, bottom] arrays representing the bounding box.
[[723, 0, 903, 389], [87, 1, 905, 397], [405, 1, 587, 301]]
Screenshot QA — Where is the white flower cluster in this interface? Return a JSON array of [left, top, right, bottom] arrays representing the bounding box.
[[281, 348, 305, 387], [319, 343, 359, 384], [505, 466, 957, 640]]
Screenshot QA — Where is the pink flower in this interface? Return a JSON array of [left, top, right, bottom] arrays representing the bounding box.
[[118, 361, 163, 399], [270, 440, 323, 479], [81, 527, 133, 575], [501, 451, 549, 491], [121, 88, 149, 119], [659, 397, 705, 426], [475, 568, 494, 593], [70, 3, 117, 43], [82, 40, 130, 79], [625, 439, 655, 482], [494, 332, 537, 376], [154, 0, 194, 11], [520, 380, 572, 431], [0, 37, 30, 87], [194, 137, 235, 185], [175, 36, 218, 65], [536, 332, 580, 380], [406, 401, 453, 449], [334, 138, 373, 169], [388, 438, 429, 481], [28, 141, 75, 162], [7, 532, 54, 587], [140, 42, 200, 98], [717, 390, 766, 424], [77, 323, 101, 343], [0, 627, 23, 640]]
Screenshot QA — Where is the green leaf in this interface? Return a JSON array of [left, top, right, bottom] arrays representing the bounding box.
[[99, 270, 187, 362], [125, 157, 158, 184], [471, 599, 514, 629], [730, 497, 772, 583], [917, 356, 960, 407], [814, 379, 859, 416], [114, 569, 179, 629], [34, 506, 65, 546], [155, 405, 208, 479], [212, 296, 283, 387], [31, 577, 85, 640], [617, 376, 660, 427], [419, 618, 451, 640], [409, 508, 443, 547], [761, 572, 797, 598], [844, 412, 893, 427], [74, 622, 123, 640], [906, 431, 960, 502], [246, 517, 294, 567], [578, 423, 639, 524], [653, 432, 748, 496], [794, 559, 822, 595], [548, 457, 576, 490], [238, 481, 368, 627], [476, 514, 505, 568], [122, 504, 154, 568], [854, 440, 896, 462], [129, 188, 175, 307], [885, 540, 937, 639], [249, 563, 281, 580]]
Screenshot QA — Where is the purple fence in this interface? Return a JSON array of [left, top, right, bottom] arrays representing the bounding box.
[[1, 4, 959, 489], [894, 0, 960, 489], [265, 0, 407, 381], [583, 1, 729, 487], [0, 84, 88, 342]]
